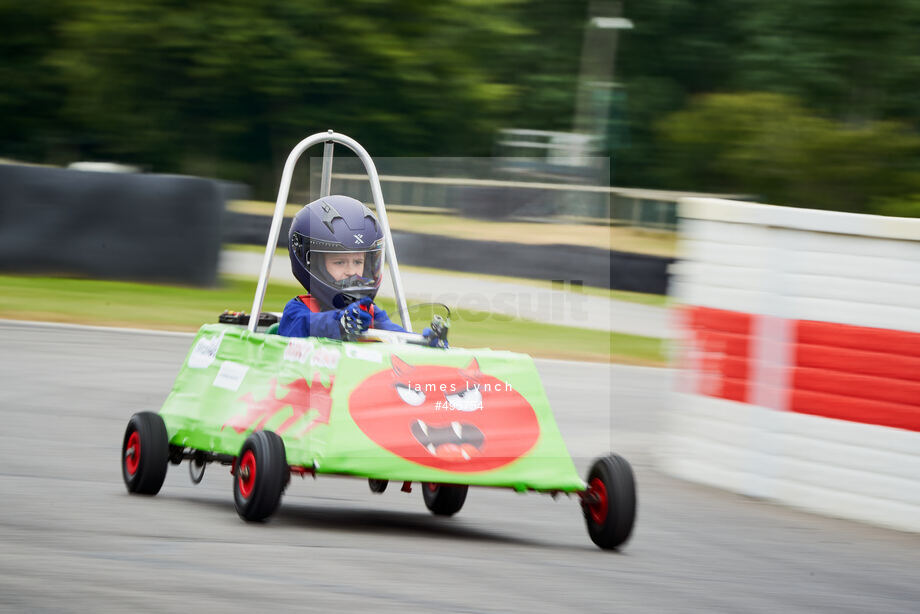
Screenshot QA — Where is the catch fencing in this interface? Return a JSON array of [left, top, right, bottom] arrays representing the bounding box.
[[329, 172, 742, 230]]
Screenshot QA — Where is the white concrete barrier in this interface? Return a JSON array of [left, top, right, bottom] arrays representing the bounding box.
[[662, 198, 920, 533]]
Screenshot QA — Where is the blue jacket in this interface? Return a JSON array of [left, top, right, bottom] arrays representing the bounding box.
[[278, 296, 406, 339]]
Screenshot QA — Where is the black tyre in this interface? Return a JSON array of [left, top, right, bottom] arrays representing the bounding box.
[[121, 412, 169, 495], [368, 478, 388, 494], [233, 430, 288, 522], [582, 454, 636, 550], [422, 483, 468, 516]]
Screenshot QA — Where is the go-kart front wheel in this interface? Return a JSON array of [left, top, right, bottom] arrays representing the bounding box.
[[121, 412, 169, 495], [582, 454, 636, 550], [233, 430, 288, 522], [422, 483, 468, 516]]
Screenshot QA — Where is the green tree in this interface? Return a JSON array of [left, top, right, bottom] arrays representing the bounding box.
[[734, 0, 920, 126], [42, 0, 529, 190], [0, 1, 73, 161], [615, 0, 748, 185], [658, 92, 920, 212], [616, 0, 920, 198]]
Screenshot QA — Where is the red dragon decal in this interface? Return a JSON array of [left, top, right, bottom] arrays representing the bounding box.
[[222, 375, 333, 437], [348, 356, 540, 472]]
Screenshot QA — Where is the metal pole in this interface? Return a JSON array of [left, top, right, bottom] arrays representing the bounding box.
[[572, 2, 632, 138], [320, 130, 334, 197]]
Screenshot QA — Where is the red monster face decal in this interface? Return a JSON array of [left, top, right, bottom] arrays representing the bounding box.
[[348, 355, 540, 472]]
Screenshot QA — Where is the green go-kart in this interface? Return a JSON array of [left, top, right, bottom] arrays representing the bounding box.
[[120, 131, 636, 550]]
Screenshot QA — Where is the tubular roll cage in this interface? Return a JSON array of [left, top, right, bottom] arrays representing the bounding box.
[[247, 130, 413, 334]]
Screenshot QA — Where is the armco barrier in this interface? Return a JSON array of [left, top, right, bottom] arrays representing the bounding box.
[[0, 164, 223, 285], [663, 198, 920, 533]]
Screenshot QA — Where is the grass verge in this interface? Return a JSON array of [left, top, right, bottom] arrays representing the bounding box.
[[0, 274, 666, 365]]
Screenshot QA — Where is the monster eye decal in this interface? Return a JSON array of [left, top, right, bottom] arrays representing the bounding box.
[[395, 383, 425, 406], [445, 385, 482, 412]]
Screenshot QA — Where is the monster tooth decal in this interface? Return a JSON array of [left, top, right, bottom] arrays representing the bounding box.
[[411, 419, 484, 456]]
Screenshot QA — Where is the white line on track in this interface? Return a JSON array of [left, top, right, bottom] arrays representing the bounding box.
[[0, 318, 196, 338]]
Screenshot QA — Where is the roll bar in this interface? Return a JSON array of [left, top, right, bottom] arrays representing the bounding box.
[[247, 130, 412, 333]]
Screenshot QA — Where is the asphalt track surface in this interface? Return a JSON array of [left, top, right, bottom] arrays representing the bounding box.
[[1, 321, 918, 613]]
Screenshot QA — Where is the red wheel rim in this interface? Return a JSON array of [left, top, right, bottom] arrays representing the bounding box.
[[587, 477, 609, 525], [238, 450, 257, 499], [427, 482, 439, 493], [124, 431, 140, 477]]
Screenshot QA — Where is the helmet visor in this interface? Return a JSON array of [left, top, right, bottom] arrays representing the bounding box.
[[308, 244, 383, 294]]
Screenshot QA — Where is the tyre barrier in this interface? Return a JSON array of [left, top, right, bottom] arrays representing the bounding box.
[[662, 197, 920, 533], [0, 164, 223, 286]]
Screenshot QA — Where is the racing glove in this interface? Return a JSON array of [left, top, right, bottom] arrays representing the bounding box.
[[422, 314, 449, 348], [340, 297, 373, 339]]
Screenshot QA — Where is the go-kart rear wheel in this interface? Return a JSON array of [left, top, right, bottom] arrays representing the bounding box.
[[422, 483, 468, 516], [121, 412, 169, 495], [582, 454, 636, 550], [233, 430, 287, 522], [368, 478, 388, 494]]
